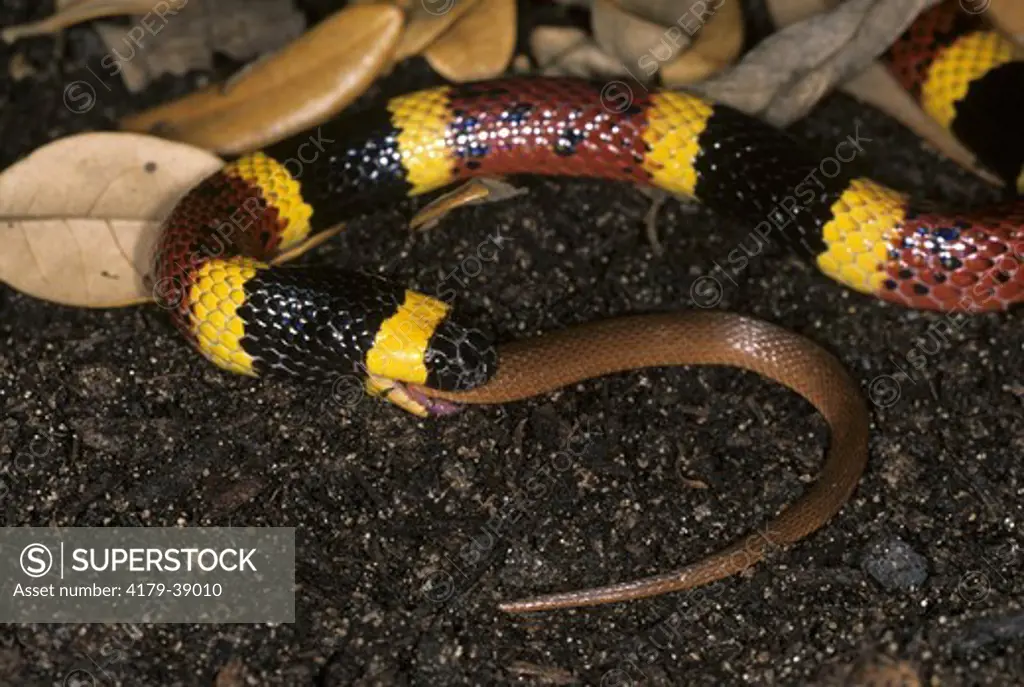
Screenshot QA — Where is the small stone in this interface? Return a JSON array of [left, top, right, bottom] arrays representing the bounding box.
[[862, 537, 928, 591]]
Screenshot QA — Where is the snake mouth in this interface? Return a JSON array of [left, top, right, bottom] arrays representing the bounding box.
[[397, 382, 463, 417]]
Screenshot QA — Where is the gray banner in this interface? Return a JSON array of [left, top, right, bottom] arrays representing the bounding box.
[[0, 527, 294, 623]]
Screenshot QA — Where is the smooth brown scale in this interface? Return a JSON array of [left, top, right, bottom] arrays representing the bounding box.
[[445, 78, 654, 185]]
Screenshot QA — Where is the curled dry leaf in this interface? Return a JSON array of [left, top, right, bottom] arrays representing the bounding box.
[[693, 0, 944, 126], [592, 0, 688, 78], [531, 26, 589, 67], [530, 26, 630, 78], [1, 0, 169, 43], [989, 0, 1024, 44], [613, 0, 707, 26], [538, 0, 738, 85], [393, 0, 482, 63], [0, 133, 222, 308], [120, 4, 403, 155], [92, 0, 305, 93], [765, 0, 838, 28], [660, 0, 744, 86], [424, 0, 517, 81], [768, 0, 1004, 185]]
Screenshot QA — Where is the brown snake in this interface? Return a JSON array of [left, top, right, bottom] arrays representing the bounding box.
[[414, 312, 870, 613]]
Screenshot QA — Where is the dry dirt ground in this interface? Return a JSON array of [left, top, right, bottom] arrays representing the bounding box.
[[1, 0, 1022, 685]]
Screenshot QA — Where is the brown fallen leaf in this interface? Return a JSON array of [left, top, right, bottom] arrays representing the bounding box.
[[592, 0, 687, 79], [424, 0, 517, 81], [531, 25, 589, 68], [531, 26, 631, 79], [1, 0, 171, 43], [661, 0, 745, 86], [533, 0, 738, 84], [0, 133, 222, 308], [393, 0, 482, 63], [409, 178, 527, 230], [772, 0, 1024, 43], [765, 0, 839, 28], [92, 0, 306, 93], [692, 0, 944, 126], [613, 0, 707, 26], [120, 4, 403, 155], [989, 0, 1024, 44]]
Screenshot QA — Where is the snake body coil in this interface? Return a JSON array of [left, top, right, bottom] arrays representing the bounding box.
[[152, 1, 1021, 610]]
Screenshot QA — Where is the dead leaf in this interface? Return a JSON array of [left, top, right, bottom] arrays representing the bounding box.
[[393, 0, 482, 63], [424, 0, 517, 81], [268, 225, 345, 265], [613, 0, 707, 26], [531, 26, 589, 67], [765, 0, 838, 28], [0, 133, 222, 307], [989, 0, 1024, 44], [530, 26, 630, 78], [92, 0, 306, 93], [692, 0, 944, 126], [592, 0, 686, 78], [120, 4, 403, 155], [533, 0, 737, 84], [661, 0, 744, 86], [409, 178, 527, 230], [511, 53, 532, 73], [1, 0, 170, 43]]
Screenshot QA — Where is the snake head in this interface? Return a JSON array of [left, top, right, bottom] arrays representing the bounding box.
[[364, 310, 497, 417], [420, 317, 497, 391]]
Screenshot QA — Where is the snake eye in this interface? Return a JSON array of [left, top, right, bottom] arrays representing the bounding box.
[[424, 319, 497, 391]]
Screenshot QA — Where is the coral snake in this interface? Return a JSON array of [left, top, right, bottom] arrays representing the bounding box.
[[152, 1, 1022, 612]]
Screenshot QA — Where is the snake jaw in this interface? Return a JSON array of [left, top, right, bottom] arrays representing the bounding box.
[[400, 383, 463, 417], [364, 374, 462, 417]]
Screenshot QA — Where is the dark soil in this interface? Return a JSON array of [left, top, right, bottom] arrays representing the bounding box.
[[1, 1, 1022, 685]]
